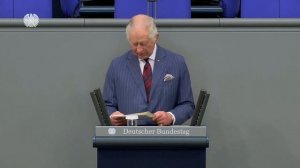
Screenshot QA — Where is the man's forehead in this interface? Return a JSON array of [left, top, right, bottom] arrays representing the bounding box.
[[129, 34, 151, 43], [130, 27, 148, 35], [129, 30, 149, 40]]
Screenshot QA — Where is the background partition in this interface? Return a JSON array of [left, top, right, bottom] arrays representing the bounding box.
[[0, 0, 13, 18], [241, 0, 300, 18], [0, 0, 52, 18], [115, 0, 191, 18], [1, 19, 300, 168], [280, 0, 300, 18], [14, 0, 52, 18]]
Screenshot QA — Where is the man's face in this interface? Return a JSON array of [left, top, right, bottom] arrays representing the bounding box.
[[128, 28, 156, 59]]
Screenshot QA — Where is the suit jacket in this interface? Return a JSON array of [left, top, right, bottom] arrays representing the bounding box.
[[103, 45, 195, 125]]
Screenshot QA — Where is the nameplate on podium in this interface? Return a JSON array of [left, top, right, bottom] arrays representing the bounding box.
[[93, 126, 208, 148], [95, 126, 206, 137]]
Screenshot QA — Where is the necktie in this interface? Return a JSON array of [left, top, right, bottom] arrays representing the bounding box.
[[143, 59, 152, 103]]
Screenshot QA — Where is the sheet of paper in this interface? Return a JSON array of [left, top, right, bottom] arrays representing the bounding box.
[[134, 111, 154, 118], [111, 111, 154, 119]]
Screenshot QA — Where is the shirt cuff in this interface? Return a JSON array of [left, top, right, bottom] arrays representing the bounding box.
[[167, 112, 176, 125]]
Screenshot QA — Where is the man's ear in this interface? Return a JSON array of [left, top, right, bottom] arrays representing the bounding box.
[[155, 34, 159, 42]]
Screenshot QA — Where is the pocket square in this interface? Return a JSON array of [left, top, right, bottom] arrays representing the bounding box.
[[164, 74, 175, 82]]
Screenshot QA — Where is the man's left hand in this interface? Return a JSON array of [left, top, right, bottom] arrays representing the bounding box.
[[153, 111, 173, 126]]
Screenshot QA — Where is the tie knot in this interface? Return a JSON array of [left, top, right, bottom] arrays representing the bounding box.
[[144, 58, 149, 63]]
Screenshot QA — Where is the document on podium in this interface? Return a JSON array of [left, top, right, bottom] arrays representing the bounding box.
[[135, 111, 154, 119], [111, 111, 154, 119]]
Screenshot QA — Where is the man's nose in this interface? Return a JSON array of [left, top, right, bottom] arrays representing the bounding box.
[[136, 45, 143, 53]]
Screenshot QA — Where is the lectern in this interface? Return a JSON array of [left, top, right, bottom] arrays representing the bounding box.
[[93, 126, 209, 168]]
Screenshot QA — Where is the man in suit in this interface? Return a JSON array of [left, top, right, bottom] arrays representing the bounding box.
[[103, 14, 194, 126]]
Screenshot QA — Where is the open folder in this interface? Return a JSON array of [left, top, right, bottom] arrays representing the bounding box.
[[190, 89, 210, 126], [90, 88, 112, 126]]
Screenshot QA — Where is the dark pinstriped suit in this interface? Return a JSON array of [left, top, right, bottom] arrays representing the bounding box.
[[103, 45, 195, 125]]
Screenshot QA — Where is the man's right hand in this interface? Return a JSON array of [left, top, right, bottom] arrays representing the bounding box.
[[110, 111, 127, 126]]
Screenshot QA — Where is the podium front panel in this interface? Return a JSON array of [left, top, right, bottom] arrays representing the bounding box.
[[93, 126, 209, 168]]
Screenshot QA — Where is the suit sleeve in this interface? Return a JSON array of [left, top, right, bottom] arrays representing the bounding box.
[[170, 57, 195, 125], [103, 61, 118, 115]]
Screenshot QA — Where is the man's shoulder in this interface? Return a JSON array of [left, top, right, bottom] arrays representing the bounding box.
[[111, 50, 132, 63], [158, 45, 184, 60]]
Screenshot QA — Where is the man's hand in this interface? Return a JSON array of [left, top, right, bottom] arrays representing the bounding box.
[[110, 111, 127, 126], [153, 111, 173, 126]]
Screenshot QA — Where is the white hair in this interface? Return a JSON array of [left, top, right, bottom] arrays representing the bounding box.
[[126, 15, 158, 42]]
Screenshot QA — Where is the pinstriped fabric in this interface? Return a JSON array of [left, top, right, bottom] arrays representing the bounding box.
[[103, 45, 195, 125]]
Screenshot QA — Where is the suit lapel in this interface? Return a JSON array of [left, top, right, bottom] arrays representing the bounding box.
[[125, 46, 168, 103], [150, 46, 167, 100], [126, 53, 147, 100]]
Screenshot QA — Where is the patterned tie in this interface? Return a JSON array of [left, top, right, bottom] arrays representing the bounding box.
[[143, 59, 152, 103]]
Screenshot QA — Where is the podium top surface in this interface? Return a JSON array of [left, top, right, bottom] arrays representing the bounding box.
[[95, 126, 207, 137]]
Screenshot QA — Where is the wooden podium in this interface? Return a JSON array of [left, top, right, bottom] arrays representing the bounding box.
[[93, 126, 209, 168]]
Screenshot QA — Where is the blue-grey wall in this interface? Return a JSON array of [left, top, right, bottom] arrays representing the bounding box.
[[1, 19, 300, 168]]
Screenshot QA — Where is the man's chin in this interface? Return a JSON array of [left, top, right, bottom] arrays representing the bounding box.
[[136, 55, 148, 59]]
